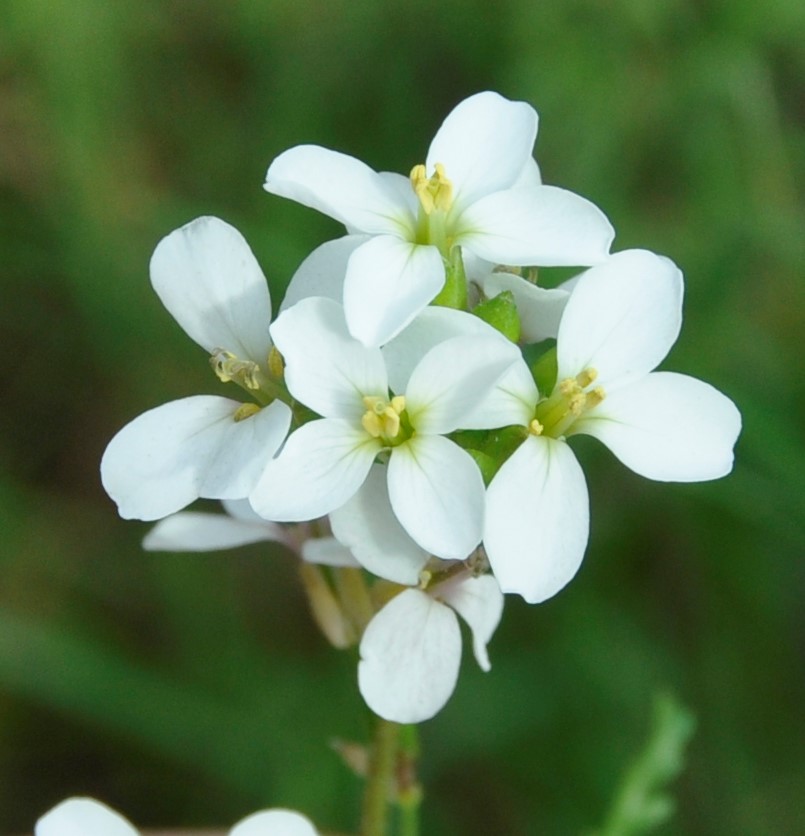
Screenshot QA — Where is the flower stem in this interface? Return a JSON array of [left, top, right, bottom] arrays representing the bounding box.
[[396, 724, 422, 836], [360, 717, 400, 836]]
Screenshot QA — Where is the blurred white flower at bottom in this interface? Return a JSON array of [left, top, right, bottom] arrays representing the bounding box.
[[35, 797, 319, 836]]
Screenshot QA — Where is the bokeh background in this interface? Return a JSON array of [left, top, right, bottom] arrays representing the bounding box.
[[1, 0, 803, 833]]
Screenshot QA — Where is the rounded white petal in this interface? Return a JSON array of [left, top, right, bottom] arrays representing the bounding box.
[[382, 306, 493, 393], [143, 511, 287, 552], [101, 396, 291, 521], [150, 216, 273, 362], [457, 185, 615, 267], [556, 249, 684, 389], [250, 419, 378, 522], [427, 91, 538, 213], [229, 808, 319, 836], [264, 145, 414, 237], [280, 234, 369, 312], [343, 236, 446, 347], [485, 436, 589, 604], [573, 372, 741, 481], [405, 335, 519, 434], [358, 589, 461, 723], [36, 797, 139, 836], [301, 536, 361, 568], [461, 359, 539, 430], [388, 436, 484, 559], [271, 297, 388, 420], [438, 574, 504, 672], [329, 464, 429, 585], [482, 270, 570, 343]]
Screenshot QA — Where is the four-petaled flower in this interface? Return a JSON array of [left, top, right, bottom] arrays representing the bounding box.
[[250, 297, 519, 560], [481, 249, 742, 603], [101, 217, 291, 521], [264, 91, 615, 346]]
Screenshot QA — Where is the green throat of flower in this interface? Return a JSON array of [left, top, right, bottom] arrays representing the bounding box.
[[531, 368, 606, 438]]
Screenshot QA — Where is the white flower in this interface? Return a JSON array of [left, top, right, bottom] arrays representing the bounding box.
[[482, 249, 742, 603], [265, 91, 615, 346], [316, 475, 504, 724], [101, 217, 291, 521], [250, 297, 518, 559], [35, 798, 319, 836], [143, 499, 296, 553], [358, 574, 503, 724]]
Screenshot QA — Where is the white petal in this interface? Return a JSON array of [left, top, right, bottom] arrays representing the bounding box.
[[343, 236, 446, 347], [382, 306, 494, 393], [573, 372, 741, 481], [485, 436, 589, 604], [142, 511, 287, 552], [556, 249, 684, 389], [461, 359, 539, 430], [405, 335, 519, 434], [36, 798, 139, 836], [250, 419, 378, 521], [271, 297, 388, 420], [514, 157, 542, 188], [280, 234, 369, 312], [301, 536, 361, 568], [427, 91, 538, 213], [101, 396, 291, 521], [388, 436, 484, 559], [457, 185, 615, 267], [358, 589, 461, 723], [229, 809, 319, 836], [150, 216, 273, 362], [482, 270, 570, 342], [329, 464, 429, 585], [264, 145, 414, 237], [438, 574, 503, 672]]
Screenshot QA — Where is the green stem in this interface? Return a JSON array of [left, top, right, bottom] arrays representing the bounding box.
[[396, 724, 422, 836], [361, 717, 400, 836]]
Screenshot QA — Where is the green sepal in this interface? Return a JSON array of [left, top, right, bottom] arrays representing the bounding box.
[[432, 248, 468, 310], [523, 341, 558, 395], [471, 290, 521, 343], [466, 449, 498, 486]]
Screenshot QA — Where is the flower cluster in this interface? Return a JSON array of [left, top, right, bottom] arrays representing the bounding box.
[[102, 92, 741, 725]]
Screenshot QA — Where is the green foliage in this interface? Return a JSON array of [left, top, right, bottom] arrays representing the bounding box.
[[1, 0, 803, 833]]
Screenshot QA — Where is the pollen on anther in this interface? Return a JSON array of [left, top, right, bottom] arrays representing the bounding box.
[[529, 418, 544, 436]]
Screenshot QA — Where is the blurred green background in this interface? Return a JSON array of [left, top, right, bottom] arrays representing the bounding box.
[[1, 0, 803, 833]]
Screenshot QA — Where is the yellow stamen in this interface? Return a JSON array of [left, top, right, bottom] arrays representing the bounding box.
[[211, 348, 262, 390], [234, 402, 261, 422], [533, 366, 606, 437], [410, 162, 453, 214], [361, 395, 406, 440], [529, 418, 544, 436], [267, 346, 284, 379]]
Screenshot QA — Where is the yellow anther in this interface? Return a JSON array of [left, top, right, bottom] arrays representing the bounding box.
[[360, 395, 406, 440], [559, 377, 581, 396], [410, 161, 453, 215], [529, 418, 544, 436], [211, 349, 261, 389], [568, 392, 587, 415], [586, 386, 606, 409], [268, 346, 284, 379], [576, 367, 598, 388], [234, 402, 261, 422]]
